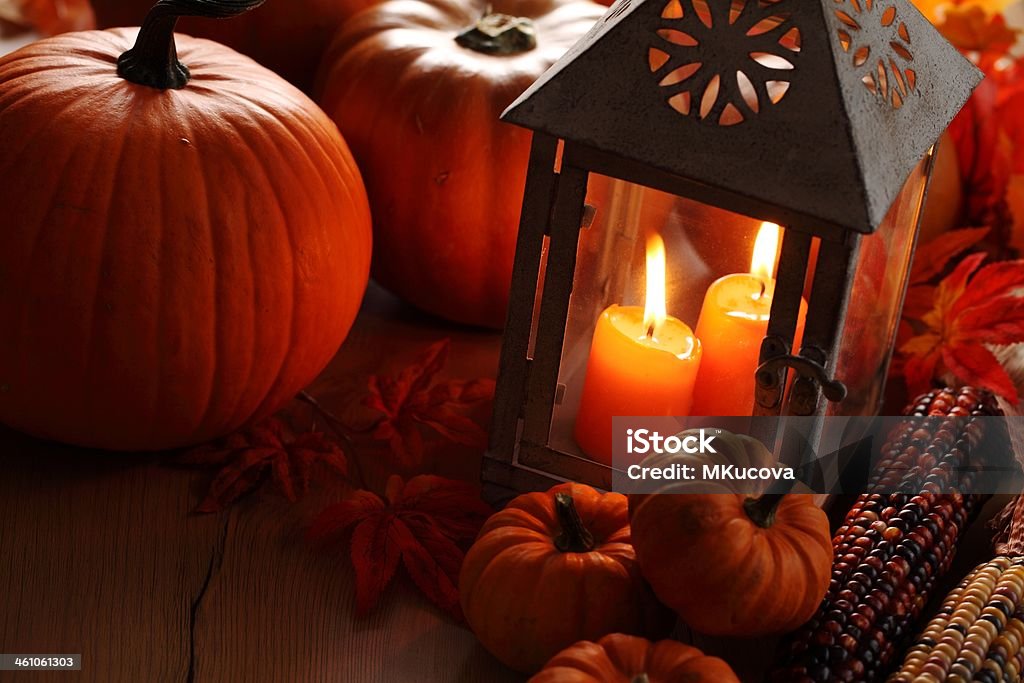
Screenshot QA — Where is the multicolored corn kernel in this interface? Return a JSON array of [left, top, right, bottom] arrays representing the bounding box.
[[770, 388, 1004, 683]]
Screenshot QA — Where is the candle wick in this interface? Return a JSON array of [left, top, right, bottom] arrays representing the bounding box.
[[754, 279, 767, 301], [646, 323, 656, 341]]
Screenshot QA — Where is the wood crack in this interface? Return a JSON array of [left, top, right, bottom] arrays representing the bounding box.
[[186, 514, 230, 683]]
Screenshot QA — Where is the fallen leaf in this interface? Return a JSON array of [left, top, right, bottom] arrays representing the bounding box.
[[899, 254, 1024, 402], [364, 339, 495, 467], [307, 474, 493, 619], [910, 227, 991, 286], [177, 417, 348, 513]]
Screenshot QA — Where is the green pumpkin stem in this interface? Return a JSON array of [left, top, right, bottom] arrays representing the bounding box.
[[455, 10, 537, 55], [744, 493, 787, 529], [553, 492, 595, 553], [118, 0, 267, 90]]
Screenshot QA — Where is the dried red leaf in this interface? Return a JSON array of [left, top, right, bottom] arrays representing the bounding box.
[[910, 227, 990, 286], [177, 417, 348, 513], [307, 474, 492, 619], [944, 51, 1024, 251], [899, 254, 1024, 403], [364, 340, 495, 467]]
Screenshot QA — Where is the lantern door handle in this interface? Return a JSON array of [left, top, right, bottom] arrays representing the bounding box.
[[756, 355, 847, 404]]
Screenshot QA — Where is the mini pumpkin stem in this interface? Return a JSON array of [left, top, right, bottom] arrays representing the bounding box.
[[553, 492, 595, 553], [118, 0, 266, 90], [743, 492, 786, 529], [455, 10, 537, 55]]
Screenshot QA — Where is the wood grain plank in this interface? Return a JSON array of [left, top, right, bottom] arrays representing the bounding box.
[[190, 494, 522, 683], [0, 429, 225, 683]]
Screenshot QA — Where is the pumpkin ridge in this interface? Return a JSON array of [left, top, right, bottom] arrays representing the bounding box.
[[241, 127, 299, 424], [183, 107, 221, 435], [241, 92, 346, 425], [757, 520, 796, 628], [49, 99, 121, 401], [773, 507, 812, 626], [217, 93, 371, 410], [58, 90, 143, 429], [150, 125, 173, 436], [76, 92, 143, 433], [194, 107, 285, 432], [775, 505, 830, 626]]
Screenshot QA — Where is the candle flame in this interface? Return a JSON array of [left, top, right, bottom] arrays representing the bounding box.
[[644, 234, 667, 337], [751, 222, 781, 281]]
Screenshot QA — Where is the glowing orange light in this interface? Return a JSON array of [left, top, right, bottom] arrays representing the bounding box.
[[750, 221, 781, 281], [643, 234, 667, 337]]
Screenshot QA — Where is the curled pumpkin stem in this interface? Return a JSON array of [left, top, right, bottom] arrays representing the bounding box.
[[118, 0, 266, 89], [553, 492, 595, 553], [454, 11, 536, 55], [743, 492, 786, 529]]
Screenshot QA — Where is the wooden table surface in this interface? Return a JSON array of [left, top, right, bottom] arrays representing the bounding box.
[[0, 283, 522, 683]]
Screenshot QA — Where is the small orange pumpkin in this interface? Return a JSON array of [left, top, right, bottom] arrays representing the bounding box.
[[0, 0, 371, 450], [529, 633, 740, 683], [460, 483, 673, 674], [628, 431, 832, 637], [316, 0, 606, 327], [630, 491, 831, 637]]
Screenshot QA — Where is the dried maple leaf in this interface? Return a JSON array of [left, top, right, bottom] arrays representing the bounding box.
[[307, 474, 493, 619], [178, 417, 348, 513], [910, 227, 991, 286], [364, 339, 495, 467], [902, 228, 990, 328], [900, 253, 1024, 402]]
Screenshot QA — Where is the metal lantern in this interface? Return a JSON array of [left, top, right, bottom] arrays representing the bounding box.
[[484, 0, 982, 498]]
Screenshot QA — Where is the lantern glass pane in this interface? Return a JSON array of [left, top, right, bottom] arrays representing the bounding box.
[[829, 154, 931, 416], [545, 174, 790, 462]]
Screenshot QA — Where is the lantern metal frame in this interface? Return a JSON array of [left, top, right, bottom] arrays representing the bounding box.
[[483, 0, 982, 500]]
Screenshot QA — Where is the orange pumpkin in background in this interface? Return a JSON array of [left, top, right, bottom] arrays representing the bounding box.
[[90, 0, 369, 90], [0, 0, 372, 451], [530, 634, 741, 683], [460, 483, 673, 673], [316, 0, 606, 328]]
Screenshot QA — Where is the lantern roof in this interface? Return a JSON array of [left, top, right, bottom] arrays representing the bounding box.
[[502, 0, 982, 234]]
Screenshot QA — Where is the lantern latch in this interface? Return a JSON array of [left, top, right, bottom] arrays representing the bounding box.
[[756, 351, 847, 413]]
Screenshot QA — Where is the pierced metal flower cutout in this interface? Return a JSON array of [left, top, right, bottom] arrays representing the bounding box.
[[834, 0, 916, 108], [648, 0, 802, 126]]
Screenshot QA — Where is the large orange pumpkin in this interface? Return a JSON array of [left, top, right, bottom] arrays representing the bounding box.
[[529, 634, 740, 683], [0, 0, 371, 450], [316, 0, 606, 328], [90, 0, 368, 90], [459, 483, 673, 674]]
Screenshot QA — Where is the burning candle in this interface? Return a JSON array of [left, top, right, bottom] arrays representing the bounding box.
[[574, 234, 702, 466], [691, 222, 806, 416]]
